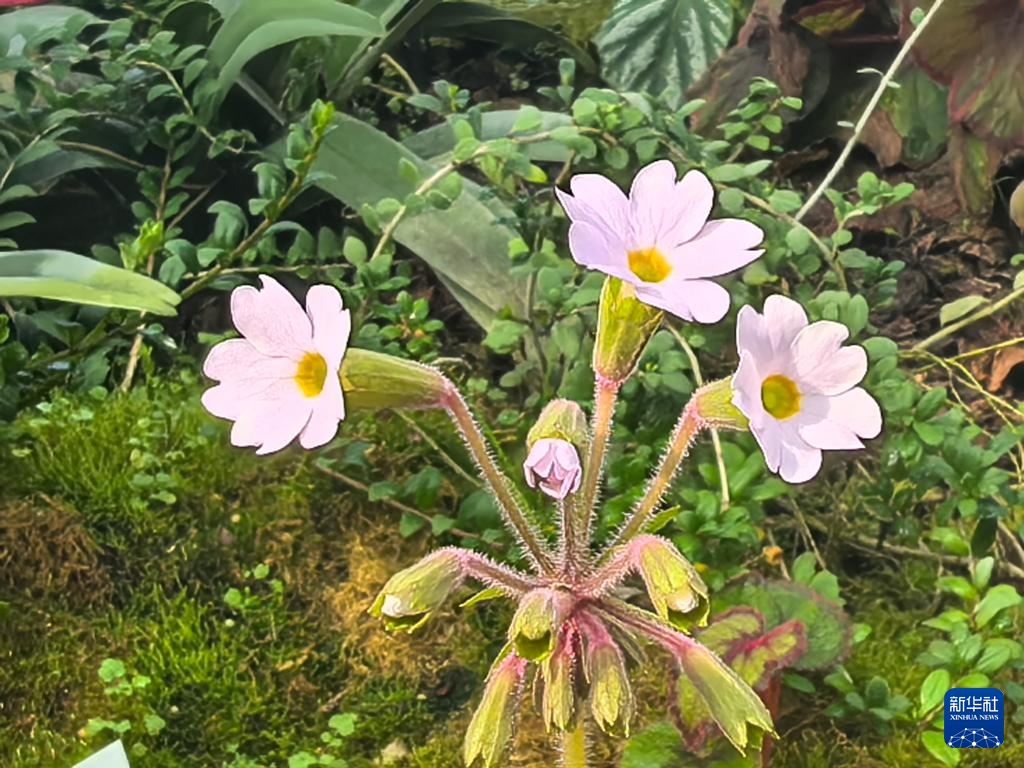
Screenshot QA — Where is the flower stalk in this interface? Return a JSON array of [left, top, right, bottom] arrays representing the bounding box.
[[562, 722, 588, 768]]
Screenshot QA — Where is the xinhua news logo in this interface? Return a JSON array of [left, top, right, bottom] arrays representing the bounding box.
[[944, 688, 1004, 749]]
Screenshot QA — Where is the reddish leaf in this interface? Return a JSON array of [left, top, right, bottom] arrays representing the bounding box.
[[901, 0, 1024, 146], [792, 0, 867, 36]]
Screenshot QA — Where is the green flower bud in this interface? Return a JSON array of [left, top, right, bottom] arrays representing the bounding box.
[[695, 377, 750, 431], [676, 639, 774, 754], [593, 277, 663, 384], [634, 536, 709, 631], [587, 637, 633, 736], [527, 398, 590, 454], [541, 628, 577, 732], [369, 549, 462, 632], [340, 348, 450, 412], [464, 650, 527, 768], [508, 588, 574, 662]]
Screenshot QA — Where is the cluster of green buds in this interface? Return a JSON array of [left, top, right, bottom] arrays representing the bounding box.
[[367, 275, 773, 767]]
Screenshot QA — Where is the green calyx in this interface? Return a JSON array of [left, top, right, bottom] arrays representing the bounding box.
[[368, 549, 462, 633], [592, 277, 663, 385], [341, 348, 450, 412]]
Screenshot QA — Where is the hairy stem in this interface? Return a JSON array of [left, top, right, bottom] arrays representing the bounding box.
[[443, 388, 554, 573], [580, 378, 620, 541], [601, 401, 704, 558], [454, 549, 541, 596], [562, 721, 588, 768], [793, 0, 948, 222]]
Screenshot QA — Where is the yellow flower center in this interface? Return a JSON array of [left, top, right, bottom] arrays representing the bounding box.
[[761, 374, 801, 420], [627, 247, 672, 283], [294, 352, 328, 397]]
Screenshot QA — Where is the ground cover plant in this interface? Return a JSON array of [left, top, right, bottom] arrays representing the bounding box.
[[1, 1, 1023, 767]]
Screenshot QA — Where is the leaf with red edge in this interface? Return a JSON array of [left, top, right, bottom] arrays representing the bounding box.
[[901, 0, 1024, 146]]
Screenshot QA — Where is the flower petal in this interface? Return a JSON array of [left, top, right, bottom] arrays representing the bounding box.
[[558, 174, 629, 233], [230, 275, 313, 360], [299, 372, 345, 449], [628, 160, 680, 246], [202, 342, 300, 419], [305, 284, 351, 370], [792, 321, 867, 395], [229, 383, 312, 454], [802, 388, 882, 441], [567, 221, 630, 277], [637, 278, 730, 323], [671, 219, 764, 279], [776, 425, 823, 483], [203, 338, 267, 381], [735, 305, 770, 361], [751, 420, 783, 473], [731, 349, 766, 425], [761, 295, 807, 358]]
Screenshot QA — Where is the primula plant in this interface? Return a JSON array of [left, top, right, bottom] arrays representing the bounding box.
[[201, 161, 882, 767]]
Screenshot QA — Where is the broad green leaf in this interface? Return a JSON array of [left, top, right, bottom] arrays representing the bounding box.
[[419, 3, 595, 72], [279, 114, 527, 329], [595, 0, 733, 108], [974, 583, 1022, 627], [403, 110, 573, 163], [0, 5, 99, 56], [883, 65, 948, 167], [0, 250, 180, 315], [939, 295, 987, 326], [921, 730, 960, 766], [621, 722, 685, 768], [918, 669, 950, 714], [208, 0, 383, 102]]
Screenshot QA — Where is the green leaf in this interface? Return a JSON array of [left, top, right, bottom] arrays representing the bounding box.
[[0, 250, 180, 314], [883, 65, 948, 167], [596, 0, 734, 109], [276, 114, 527, 329], [0, 5, 99, 55], [208, 0, 383, 103], [939, 295, 988, 326], [974, 583, 1021, 627], [921, 730, 961, 766], [918, 669, 950, 714], [621, 722, 684, 768], [482, 319, 529, 354], [98, 658, 126, 683]]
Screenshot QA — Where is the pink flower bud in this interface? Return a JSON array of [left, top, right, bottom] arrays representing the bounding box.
[[508, 588, 574, 662], [523, 438, 582, 500], [464, 651, 528, 768]]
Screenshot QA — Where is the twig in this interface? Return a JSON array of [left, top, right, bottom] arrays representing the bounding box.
[[794, 0, 948, 221], [950, 336, 1024, 362], [396, 411, 480, 486], [914, 282, 1024, 351], [315, 463, 475, 540], [380, 53, 419, 94], [667, 324, 730, 511]]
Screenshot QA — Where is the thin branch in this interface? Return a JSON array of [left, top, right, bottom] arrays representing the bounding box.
[[794, 0, 949, 221], [380, 53, 419, 94], [914, 282, 1024, 351], [667, 324, 730, 511]]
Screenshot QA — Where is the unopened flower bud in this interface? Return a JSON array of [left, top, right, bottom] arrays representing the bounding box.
[[464, 651, 527, 768], [369, 549, 462, 632], [675, 638, 774, 754], [527, 398, 590, 451], [523, 438, 582, 500], [340, 348, 450, 412], [632, 536, 709, 631], [541, 627, 577, 732], [508, 588, 574, 662], [593, 277, 663, 384], [694, 377, 749, 431], [586, 634, 633, 736]]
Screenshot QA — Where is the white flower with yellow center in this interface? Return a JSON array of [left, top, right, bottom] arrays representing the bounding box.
[[731, 295, 882, 482], [201, 275, 350, 454]]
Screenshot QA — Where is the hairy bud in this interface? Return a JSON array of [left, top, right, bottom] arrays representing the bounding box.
[[632, 536, 709, 631], [341, 348, 450, 411], [464, 651, 527, 768], [592, 277, 663, 384], [541, 626, 578, 731], [508, 588, 574, 662], [586, 630, 633, 736], [369, 549, 462, 632], [695, 377, 750, 431]]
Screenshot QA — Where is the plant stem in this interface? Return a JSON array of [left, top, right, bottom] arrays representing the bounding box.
[[443, 388, 554, 573], [793, 0, 948, 222], [580, 378, 620, 540], [602, 400, 703, 558], [562, 722, 588, 768], [914, 282, 1024, 351]]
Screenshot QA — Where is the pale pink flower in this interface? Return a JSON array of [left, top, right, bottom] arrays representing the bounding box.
[[555, 160, 763, 323], [731, 295, 882, 483], [201, 275, 350, 455], [523, 438, 582, 500]]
